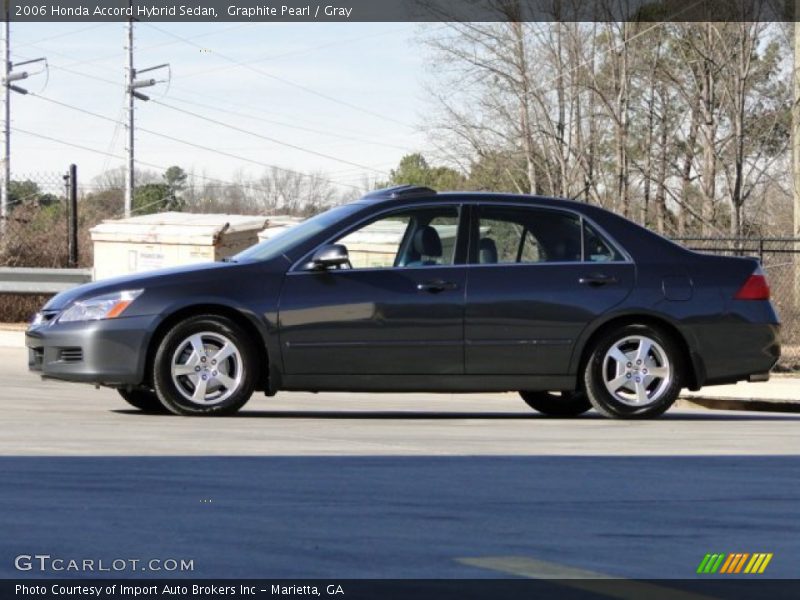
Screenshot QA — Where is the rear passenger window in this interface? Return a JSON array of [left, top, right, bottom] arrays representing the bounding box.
[[475, 206, 582, 264], [583, 222, 624, 262]]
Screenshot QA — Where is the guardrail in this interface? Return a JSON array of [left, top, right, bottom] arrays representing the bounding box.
[[0, 267, 92, 294]]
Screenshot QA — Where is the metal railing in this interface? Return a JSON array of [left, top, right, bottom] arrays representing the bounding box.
[[0, 267, 92, 294]]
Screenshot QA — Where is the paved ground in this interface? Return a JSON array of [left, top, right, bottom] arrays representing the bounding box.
[[1, 346, 799, 456], [1, 346, 799, 581]]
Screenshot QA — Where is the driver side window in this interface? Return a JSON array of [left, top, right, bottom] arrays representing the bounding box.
[[335, 207, 459, 269]]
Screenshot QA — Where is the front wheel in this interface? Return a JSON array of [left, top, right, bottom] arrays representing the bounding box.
[[152, 315, 257, 416], [118, 388, 168, 413], [519, 391, 592, 417], [583, 324, 682, 419]]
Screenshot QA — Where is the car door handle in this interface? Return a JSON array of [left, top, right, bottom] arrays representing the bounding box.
[[579, 274, 618, 286], [417, 280, 458, 293]]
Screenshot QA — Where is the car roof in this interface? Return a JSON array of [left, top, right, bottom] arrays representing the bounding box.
[[354, 185, 589, 211]]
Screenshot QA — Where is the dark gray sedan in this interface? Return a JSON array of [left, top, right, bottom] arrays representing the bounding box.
[[26, 186, 780, 419]]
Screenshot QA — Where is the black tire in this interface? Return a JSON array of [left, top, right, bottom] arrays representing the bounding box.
[[583, 324, 682, 419], [152, 314, 257, 416], [118, 388, 168, 413], [519, 390, 592, 417]]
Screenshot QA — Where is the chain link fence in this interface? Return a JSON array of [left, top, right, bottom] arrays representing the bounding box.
[[0, 171, 71, 268], [0, 170, 91, 322], [673, 237, 800, 371]]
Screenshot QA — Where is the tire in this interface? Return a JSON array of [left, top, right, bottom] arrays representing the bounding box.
[[152, 314, 257, 416], [519, 390, 592, 417], [583, 324, 682, 419], [118, 388, 168, 413]]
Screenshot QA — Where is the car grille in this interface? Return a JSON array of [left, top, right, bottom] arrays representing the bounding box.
[[58, 347, 83, 363]]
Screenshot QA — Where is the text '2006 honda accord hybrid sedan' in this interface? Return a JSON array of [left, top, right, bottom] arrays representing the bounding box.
[[27, 186, 780, 419]]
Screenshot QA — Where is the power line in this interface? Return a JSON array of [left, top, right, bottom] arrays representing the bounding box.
[[161, 93, 413, 151], [11, 126, 356, 197], [40, 60, 421, 154], [17, 95, 364, 191], [13, 127, 125, 161], [174, 24, 414, 81], [14, 24, 106, 49], [149, 98, 389, 174], [26, 91, 387, 183], [19, 22, 255, 72], [144, 23, 412, 129]]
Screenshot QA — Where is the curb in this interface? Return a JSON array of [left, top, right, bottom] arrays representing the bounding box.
[[677, 397, 800, 414]]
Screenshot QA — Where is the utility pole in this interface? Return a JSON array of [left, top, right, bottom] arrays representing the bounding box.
[[794, 8, 800, 308], [124, 14, 169, 219], [67, 164, 77, 267], [125, 17, 134, 218], [1, 17, 9, 235], [0, 11, 45, 234]]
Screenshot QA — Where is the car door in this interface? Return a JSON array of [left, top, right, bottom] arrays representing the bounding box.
[[278, 204, 467, 375], [465, 204, 635, 375]]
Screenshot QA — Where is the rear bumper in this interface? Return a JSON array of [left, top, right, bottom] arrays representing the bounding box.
[[26, 315, 155, 386], [691, 321, 780, 386]]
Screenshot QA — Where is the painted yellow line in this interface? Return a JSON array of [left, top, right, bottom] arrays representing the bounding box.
[[758, 553, 773, 574], [456, 557, 723, 600]]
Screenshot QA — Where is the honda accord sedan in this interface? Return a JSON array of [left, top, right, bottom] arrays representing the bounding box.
[[26, 186, 780, 418]]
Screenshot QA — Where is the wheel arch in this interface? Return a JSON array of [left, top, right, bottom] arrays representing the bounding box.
[[144, 303, 273, 393], [571, 313, 703, 391]]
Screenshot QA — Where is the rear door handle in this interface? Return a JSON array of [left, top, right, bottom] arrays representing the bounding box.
[[579, 274, 618, 286], [417, 280, 458, 293]]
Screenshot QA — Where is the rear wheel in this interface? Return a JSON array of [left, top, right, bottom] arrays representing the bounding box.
[[153, 315, 257, 416], [519, 390, 592, 417], [583, 324, 681, 419], [118, 388, 167, 413]]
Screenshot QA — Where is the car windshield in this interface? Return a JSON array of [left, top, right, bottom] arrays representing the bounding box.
[[233, 203, 361, 262]]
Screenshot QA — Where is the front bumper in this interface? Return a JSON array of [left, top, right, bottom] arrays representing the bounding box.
[[26, 315, 155, 386]]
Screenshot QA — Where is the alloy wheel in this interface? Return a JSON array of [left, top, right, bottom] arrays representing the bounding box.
[[601, 335, 672, 407], [170, 331, 244, 405]]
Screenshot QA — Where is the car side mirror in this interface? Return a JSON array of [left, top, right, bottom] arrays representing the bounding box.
[[309, 244, 349, 270]]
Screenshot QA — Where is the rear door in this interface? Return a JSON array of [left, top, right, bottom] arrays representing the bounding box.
[[465, 204, 635, 375]]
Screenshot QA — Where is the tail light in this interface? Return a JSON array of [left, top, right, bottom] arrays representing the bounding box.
[[734, 268, 770, 301]]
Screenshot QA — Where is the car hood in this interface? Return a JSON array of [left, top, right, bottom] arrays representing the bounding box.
[[43, 261, 241, 311]]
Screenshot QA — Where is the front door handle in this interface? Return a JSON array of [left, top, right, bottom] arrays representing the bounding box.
[[579, 274, 619, 286], [417, 280, 458, 293]]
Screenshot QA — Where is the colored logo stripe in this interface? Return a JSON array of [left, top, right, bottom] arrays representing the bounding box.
[[698, 553, 772, 575], [697, 553, 725, 574]]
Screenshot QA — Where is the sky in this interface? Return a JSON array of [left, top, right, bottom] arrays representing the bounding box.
[[7, 22, 431, 194]]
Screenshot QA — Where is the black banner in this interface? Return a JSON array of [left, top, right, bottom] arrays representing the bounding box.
[[2, 0, 797, 23], [3, 579, 800, 600]]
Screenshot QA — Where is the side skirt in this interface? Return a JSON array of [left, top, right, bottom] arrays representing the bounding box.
[[280, 374, 576, 393]]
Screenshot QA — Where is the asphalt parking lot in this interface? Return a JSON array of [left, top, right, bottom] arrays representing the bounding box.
[[2, 346, 799, 580]]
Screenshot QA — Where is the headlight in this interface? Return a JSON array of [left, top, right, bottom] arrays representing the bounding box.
[[58, 290, 143, 323]]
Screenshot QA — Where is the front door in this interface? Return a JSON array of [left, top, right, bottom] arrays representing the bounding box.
[[465, 204, 635, 375], [278, 204, 467, 375]]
